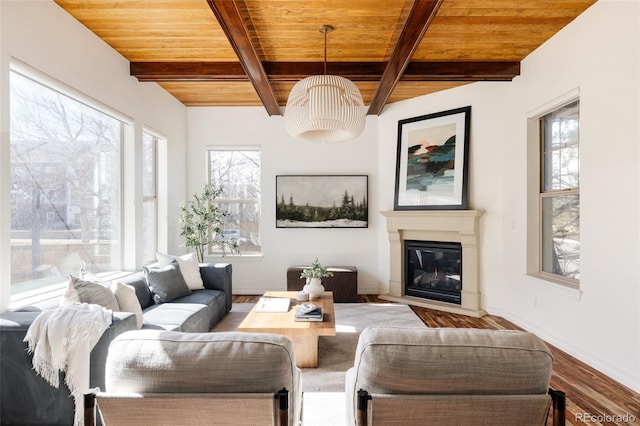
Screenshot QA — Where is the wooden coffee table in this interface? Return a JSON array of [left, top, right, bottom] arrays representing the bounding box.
[[237, 291, 336, 368]]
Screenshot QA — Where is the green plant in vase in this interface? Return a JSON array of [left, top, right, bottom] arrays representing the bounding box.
[[300, 258, 333, 299]]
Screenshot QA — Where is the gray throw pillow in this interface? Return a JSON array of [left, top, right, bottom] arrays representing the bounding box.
[[61, 275, 120, 311], [143, 261, 191, 304]]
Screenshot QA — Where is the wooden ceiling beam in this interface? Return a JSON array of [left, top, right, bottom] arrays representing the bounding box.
[[131, 61, 520, 82], [131, 62, 246, 81], [367, 0, 444, 115], [206, 0, 281, 116], [403, 61, 520, 81]]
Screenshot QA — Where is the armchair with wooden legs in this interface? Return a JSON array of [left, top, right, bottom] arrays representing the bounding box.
[[84, 330, 301, 426], [346, 327, 566, 426]]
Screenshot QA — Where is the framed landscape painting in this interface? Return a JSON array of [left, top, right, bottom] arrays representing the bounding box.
[[276, 175, 368, 228], [394, 106, 471, 210]]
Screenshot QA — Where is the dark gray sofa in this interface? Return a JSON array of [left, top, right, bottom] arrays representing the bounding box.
[[0, 310, 135, 425], [0, 262, 232, 425], [119, 262, 232, 332]]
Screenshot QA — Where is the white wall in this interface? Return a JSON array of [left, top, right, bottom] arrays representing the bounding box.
[[0, 0, 187, 309], [378, 0, 640, 392], [501, 0, 640, 393], [186, 107, 381, 294]]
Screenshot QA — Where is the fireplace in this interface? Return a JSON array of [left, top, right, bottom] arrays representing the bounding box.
[[380, 210, 485, 317], [405, 240, 462, 304]]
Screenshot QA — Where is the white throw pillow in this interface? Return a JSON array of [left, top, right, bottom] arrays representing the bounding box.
[[156, 252, 204, 290], [61, 279, 81, 304], [112, 282, 144, 329]]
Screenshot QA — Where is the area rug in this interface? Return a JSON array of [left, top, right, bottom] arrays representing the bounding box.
[[211, 302, 427, 392]]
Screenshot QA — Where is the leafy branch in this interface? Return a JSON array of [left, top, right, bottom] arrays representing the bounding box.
[[300, 258, 333, 280], [178, 184, 236, 262]]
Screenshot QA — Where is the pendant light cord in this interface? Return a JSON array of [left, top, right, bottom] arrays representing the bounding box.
[[323, 27, 327, 76], [320, 25, 333, 76]]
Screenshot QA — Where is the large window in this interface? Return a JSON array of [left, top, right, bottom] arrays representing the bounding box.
[[9, 68, 124, 296], [208, 148, 261, 255], [142, 131, 158, 263], [539, 100, 580, 284]]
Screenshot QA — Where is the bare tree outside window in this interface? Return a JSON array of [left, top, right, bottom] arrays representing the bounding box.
[[208, 149, 261, 255], [9, 69, 123, 295]]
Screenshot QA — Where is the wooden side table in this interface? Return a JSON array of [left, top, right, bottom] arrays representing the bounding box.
[[287, 266, 357, 303]]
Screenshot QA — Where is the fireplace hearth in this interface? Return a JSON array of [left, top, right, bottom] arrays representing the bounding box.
[[405, 240, 462, 305]]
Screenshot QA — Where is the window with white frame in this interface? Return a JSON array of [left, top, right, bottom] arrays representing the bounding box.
[[142, 130, 158, 263], [208, 148, 261, 255], [539, 99, 580, 285], [9, 67, 125, 296]]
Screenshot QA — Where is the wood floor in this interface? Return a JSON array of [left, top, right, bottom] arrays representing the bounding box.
[[233, 294, 640, 425]]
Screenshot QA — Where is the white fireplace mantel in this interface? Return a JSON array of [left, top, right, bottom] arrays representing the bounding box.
[[380, 210, 486, 317]]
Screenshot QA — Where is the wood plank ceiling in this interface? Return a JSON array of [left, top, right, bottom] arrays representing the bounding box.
[[54, 0, 596, 115]]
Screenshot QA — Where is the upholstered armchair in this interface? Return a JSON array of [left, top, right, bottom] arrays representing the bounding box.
[[85, 330, 301, 426], [345, 327, 565, 426]]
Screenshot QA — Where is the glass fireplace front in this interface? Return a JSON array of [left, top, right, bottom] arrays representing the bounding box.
[[405, 240, 462, 305]]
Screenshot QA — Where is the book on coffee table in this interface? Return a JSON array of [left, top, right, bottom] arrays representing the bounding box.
[[255, 297, 290, 313], [294, 306, 323, 322]]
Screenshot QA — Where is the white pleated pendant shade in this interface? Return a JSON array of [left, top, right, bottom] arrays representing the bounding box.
[[284, 74, 366, 143]]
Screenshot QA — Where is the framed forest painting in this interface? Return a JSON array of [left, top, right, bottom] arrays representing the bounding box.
[[394, 106, 470, 210], [276, 175, 368, 228]]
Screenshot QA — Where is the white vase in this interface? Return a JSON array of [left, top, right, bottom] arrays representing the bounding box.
[[305, 277, 325, 299]]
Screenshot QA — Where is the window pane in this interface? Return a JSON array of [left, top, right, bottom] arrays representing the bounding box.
[[211, 201, 261, 255], [209, 150, 261, 255], [142, 131, 157, 262], [542, 100, 579, 191], [142, 132, 156, 197], [541, 194, 580, 279], [210, 150, 261, 199], [142, 200, 157, 263], [10, 70, 122, 294]]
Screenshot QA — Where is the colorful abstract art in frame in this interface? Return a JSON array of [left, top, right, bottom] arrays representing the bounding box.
[[394, 106, 471, 210]]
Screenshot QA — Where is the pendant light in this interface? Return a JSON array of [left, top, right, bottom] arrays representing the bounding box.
[[284, 25, 366, 143]]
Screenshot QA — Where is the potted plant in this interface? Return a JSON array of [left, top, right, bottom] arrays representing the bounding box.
[[300, 258, 333, 299], [178, 184, 237, 262]]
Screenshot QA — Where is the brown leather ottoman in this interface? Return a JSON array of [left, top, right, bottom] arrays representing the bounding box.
[[287, 266, 358, 303]]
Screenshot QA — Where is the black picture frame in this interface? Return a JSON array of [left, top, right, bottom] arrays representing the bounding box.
[[394, 106, 471, 210], [276, 175, 368, 228]]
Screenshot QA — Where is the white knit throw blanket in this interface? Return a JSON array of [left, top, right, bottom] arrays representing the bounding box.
[[24, 303, 112, 426]]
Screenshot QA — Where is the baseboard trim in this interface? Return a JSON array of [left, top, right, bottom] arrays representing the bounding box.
[[497, 309, 640, 394]]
